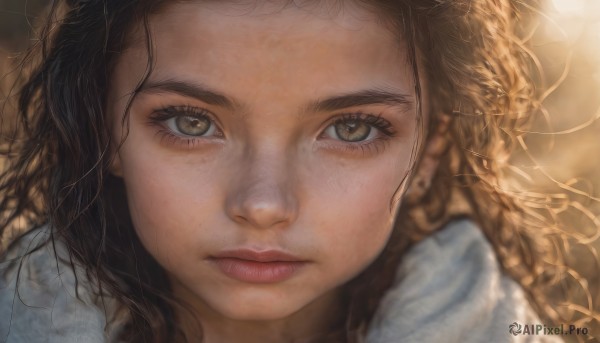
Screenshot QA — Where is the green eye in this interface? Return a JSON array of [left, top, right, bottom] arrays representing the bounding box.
[[332, 120, 372, 142], [324, 119, 376, 142], [176, 116, 211, 136], [166, 115, 216, 137]]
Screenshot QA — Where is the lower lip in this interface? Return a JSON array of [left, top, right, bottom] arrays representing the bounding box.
[[209, 258, 307, 283]]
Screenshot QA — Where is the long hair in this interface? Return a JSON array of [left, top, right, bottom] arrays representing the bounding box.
[[1, 0, 588, 341]]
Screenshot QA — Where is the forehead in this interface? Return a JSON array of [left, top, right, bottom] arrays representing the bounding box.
[[145, 0, 403, 54], [112, 0, 413, 110], [150, 0, 394, 29]]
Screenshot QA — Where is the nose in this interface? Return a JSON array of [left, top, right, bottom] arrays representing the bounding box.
[[225, 151, 299, 229]]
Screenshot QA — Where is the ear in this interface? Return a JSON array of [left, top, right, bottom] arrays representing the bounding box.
[[404, 113, 452, 204]]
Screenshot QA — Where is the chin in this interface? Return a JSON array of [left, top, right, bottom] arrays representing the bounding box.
[[209, 292, 306, 321], [217, 303, 299, 321]]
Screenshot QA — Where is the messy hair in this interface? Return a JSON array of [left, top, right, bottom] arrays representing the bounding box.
[[0, 0, 589, 341]]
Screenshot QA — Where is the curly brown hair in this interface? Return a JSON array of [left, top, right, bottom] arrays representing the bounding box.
[[1, 0, 594, 342]]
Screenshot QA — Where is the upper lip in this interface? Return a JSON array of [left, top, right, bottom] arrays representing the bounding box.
[[210, 249, 305, 262]]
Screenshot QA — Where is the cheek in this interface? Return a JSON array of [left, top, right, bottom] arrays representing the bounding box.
[[116, 137, 225, 265], [304, 153, 409, 281], [124, 164, 192, 264]]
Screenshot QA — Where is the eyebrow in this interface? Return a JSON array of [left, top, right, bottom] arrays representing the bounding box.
[[304, 89, 413, 113], [138, 79, 413, 113], [139, 79, 236, 109]]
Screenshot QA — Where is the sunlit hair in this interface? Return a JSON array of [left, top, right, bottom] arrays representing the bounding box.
[[1, 0, 595, 342]]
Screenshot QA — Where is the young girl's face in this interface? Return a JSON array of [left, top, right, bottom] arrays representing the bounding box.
[[109, 1, 423, 324]]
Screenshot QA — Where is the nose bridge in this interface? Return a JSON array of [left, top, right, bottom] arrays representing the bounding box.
[[225, 145, 299, 229]]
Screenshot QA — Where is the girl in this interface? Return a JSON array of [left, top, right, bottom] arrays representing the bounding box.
[[0, 0, 583, 342]]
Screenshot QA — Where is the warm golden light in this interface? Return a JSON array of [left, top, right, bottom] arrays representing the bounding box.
[[552, 0, 586, 16]]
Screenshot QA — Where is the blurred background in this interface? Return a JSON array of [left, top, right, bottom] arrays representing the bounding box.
[[518, 1, 600, 340], [0, 0, 599, 341]]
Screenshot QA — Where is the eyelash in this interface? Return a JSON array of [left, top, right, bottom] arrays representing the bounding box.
[[147, 106, 397, 154]]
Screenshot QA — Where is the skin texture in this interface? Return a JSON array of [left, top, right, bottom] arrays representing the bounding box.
[[108, 2, 425, 342]]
